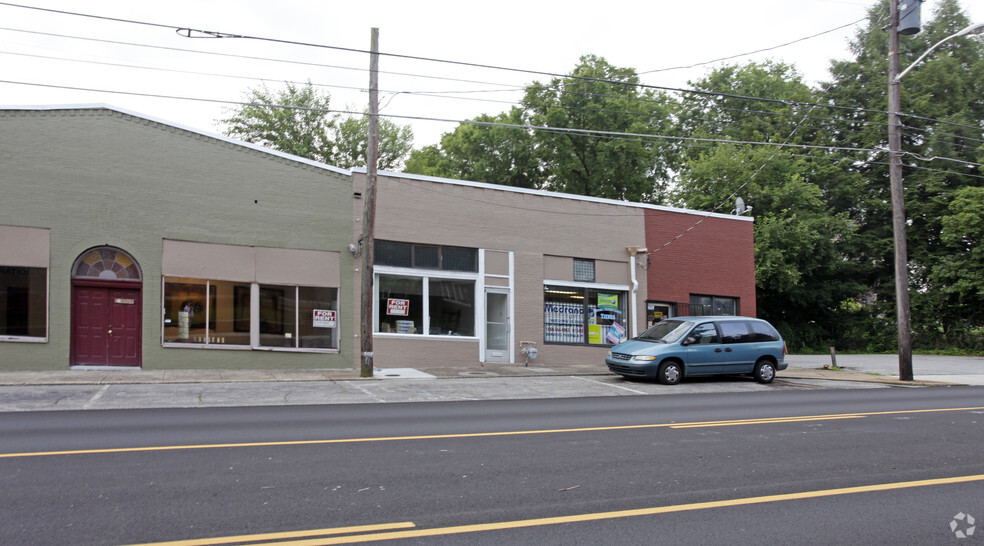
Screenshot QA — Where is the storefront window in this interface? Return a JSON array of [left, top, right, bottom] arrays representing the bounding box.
[[429, 278, 474, 336], [163, 278, 247, 345], [377, 274, 476, 337], [259, 284, 338, 349], [544, 285, 628, 345], [378, 275, 424, 334], [0, 266, 47, 339], [163, 278, 338, 350]]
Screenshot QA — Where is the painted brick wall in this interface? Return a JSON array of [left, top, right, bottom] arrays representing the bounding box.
[[0, 108, 355, 371]]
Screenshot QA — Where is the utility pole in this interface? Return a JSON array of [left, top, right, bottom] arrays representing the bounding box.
[[887, 0, 914, 381], [360, 28, 379, 378]]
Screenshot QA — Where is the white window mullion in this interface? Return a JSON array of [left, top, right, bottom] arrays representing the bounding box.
[[250, 282, 260, 348], [294, 286, 300, 348], [205, 280, 211, 345], [421, 275, 430, 336]]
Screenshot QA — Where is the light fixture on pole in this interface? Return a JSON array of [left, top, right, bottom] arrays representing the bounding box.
[[887, 2, 983, 381], [895, 22, 984, 81]]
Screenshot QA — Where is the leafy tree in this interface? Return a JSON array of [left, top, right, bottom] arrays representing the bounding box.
[[221, 81, 414, 170], [407, 56, 678, 202], [672, 62, 866, 349], [336, 113, 414, 171], [821, 0, 984, 349], [405, 108, 543, 188]]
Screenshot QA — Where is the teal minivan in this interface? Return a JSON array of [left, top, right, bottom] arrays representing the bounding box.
[[606, 316, 787, 385]]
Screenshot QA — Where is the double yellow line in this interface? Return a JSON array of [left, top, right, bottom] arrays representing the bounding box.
[[3, 406, 983, 459], [134, 473, 984, 545]]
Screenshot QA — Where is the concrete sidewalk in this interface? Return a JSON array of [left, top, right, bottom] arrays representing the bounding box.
[[0, 355, 972, 413], [0, 362, 944, 386]]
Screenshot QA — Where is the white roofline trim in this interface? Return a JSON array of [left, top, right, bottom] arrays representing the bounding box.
[[353, 167, 752, 222], [2, 104, 352, 176]]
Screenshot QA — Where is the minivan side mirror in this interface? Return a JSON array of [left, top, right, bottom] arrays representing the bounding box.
[[682, 336, 697, 346]]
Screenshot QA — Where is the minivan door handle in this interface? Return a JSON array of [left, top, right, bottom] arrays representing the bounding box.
[[724, 347, 732, 352], [714, 348, 722, 352]]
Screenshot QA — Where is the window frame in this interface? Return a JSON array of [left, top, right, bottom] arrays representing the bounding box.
[[374, 265, 479, 339], [0, 265, 49, 343], [161, 277, 340, 353], [543, 281, 630, 346], [689, 294, 739, 316]]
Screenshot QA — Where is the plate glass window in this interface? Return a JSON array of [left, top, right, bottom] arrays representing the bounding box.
[[0, 266, 46, 338]]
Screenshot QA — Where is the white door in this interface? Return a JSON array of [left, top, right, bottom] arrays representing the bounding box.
[[485, 291, 509, 362]]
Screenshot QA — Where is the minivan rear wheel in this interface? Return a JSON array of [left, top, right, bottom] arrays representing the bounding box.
[[657, 361, 682, 385], [753, 359, 776, 384]]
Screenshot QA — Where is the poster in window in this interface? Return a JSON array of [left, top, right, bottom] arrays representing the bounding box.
[[597, 293, 619, 310]]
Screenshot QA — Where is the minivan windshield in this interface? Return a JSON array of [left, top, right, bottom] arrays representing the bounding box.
[[637, 320, 693, 343]]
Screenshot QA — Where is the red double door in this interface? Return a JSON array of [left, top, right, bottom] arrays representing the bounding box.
[[71, 281, 142, 367]]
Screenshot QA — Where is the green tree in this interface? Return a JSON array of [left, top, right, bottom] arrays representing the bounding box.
[[523, 55, 677, 202], [406, 56, 677, 202], [221, 81, 414, 169], [336, 114, 414, 171], [924, 186, 984, 341], [822, 0, 984, 348], [405, 108, 543, 188], [672, 62, 866, 349]]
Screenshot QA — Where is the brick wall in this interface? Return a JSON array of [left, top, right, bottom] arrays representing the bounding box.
[[644, 209, 756, 316]]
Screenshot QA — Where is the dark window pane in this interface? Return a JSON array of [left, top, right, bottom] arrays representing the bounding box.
[[297, 286, 338, 349], [0, 266, 46, 337], [442, 246, 478, 272], [718, 321, 748, 344], [428, 279, 475, 336], [413, 245, 440, 269], [375, 240, 411, 267], [377, 275, 423, 334], [748, 321, 780, 342]]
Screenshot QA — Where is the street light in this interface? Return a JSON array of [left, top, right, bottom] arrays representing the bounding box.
[[887, 3, 984, 381], [895, 22, 984, 81]]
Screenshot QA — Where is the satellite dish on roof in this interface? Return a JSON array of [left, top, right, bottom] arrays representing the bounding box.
[[735, 197, 753, 216]]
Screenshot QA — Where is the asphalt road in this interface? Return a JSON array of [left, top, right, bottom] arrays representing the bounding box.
[[2, 386, 983, 544]]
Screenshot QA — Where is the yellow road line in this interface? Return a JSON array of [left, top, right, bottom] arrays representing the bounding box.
[[3, 406, 983, 459], [140, 474, 984, 545], [129, 522, 416, 546]]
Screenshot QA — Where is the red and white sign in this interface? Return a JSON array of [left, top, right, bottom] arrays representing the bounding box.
[[387, 298, 410, 316], [312, 309, 336, 328]]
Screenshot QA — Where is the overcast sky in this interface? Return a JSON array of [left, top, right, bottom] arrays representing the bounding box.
[[2, 0, 981, 150]]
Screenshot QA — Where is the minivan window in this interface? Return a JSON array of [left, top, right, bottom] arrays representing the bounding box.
[[718, 321, 748, 344], [638, 320, 692, 343], [687, 323, 719, 344], [748, 321, 780, 342]]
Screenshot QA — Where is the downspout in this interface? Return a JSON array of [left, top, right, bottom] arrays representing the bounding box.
[[626, 246, 647, 338], [629, 254, 638, 337]]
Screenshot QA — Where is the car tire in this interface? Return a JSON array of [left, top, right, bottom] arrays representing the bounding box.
[[753, 359, 776, 384], [657, 361, 682, 385]]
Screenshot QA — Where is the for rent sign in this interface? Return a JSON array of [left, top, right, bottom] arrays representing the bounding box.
[[387, 298, 410, 316], [313, 309, 336, 328]]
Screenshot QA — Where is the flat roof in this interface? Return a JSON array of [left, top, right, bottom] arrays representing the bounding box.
[[355, 168, 753, 222]]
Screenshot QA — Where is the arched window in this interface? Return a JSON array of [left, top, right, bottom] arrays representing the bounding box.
[[72, 247, 142, 281]]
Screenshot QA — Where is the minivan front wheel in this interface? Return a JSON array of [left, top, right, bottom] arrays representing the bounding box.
[[657, 361, 682, 385], [753, 359, 776, 384]]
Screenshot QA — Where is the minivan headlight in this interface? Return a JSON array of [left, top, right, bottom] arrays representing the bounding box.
[[634, 355, 657, 361]]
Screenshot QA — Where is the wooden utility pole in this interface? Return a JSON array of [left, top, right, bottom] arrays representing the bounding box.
[[359, 27, 379, 378], [887, 0, 914, 380]]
